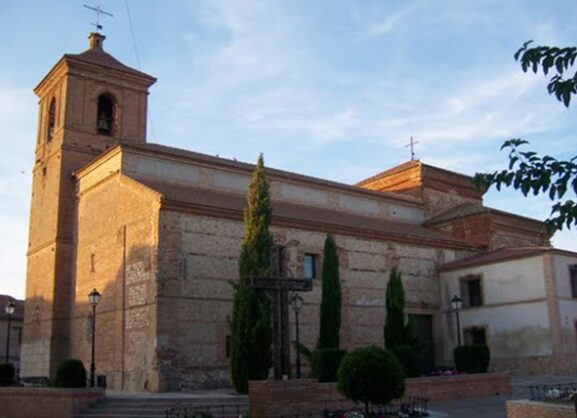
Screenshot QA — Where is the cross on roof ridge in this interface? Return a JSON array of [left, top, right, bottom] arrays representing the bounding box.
[[83, 1, 114, 32]]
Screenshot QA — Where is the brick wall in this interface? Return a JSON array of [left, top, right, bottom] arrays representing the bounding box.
[[0, 387, 103, 418], [249, 373, 512, 417], [507, 400, 574, 418]]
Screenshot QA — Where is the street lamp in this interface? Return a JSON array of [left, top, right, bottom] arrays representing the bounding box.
[[4, 301, 15, 364], [289, 293, 304, 378], [450, 295, 463, 346], [88, 289, 101, 388]]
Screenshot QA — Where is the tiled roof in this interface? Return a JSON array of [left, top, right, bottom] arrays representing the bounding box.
[[438, 247, 555, 271], [135, 177, 481, 249], [122, 142, 422, 206], [64, 49, 155, 81], [424, 203, 488, 225], [424, 202, 545, 226], [356, 160, 419, 186], [0, 295, 24, 321]]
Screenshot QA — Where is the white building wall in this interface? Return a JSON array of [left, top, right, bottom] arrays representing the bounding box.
[[439, 255, 551, 365], [552, 254, 577, 357]]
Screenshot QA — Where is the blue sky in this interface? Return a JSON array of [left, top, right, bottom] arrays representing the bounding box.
[[0, 0, 575, 298]]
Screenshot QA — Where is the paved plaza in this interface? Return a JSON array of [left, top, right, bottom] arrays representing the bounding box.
[[102, 374, 577, 418], [429, 374, 577, 417]]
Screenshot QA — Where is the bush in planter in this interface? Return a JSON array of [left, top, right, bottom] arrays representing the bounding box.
[[454, 345, 490, 374], [391, 345, 422, 378], [311, 348, 346, 382], [0, 363, 15, 386], [54, 359, 87, 388], [337, 346, 405, 416]]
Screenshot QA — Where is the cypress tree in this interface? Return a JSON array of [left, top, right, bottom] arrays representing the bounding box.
[[317, 234, 342, 349], [229, 154, 273, 393], [384, 267, 406, 349]]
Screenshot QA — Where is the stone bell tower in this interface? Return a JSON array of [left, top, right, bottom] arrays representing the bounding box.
[[21, 33, 156, 380]]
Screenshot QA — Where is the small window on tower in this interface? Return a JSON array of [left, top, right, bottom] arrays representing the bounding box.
[[47, 98, 56, 141], [97, 94, 115, 136]]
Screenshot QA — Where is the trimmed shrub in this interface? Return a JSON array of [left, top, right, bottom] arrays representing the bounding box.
[[311, 348, 346, 382], [0, 363, 15, 386], [391, 345, 422, 378], [454, 345, 490, 374], [54, 359, 87, 388], [338, 346, 405, 416]]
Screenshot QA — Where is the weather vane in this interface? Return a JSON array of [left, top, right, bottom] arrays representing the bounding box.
[[405, 136, 420, 161], [83, 1, 113, 32]]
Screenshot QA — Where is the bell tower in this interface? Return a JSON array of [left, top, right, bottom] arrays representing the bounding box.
[[21, 33, 156, 379]]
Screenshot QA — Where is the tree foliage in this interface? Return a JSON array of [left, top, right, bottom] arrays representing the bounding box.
[[384, 267, 406, 350], [229, 154, 273, 394], [474, 41, 577, 232], [317, 234, 342, 349], [337, 346, 405, 416]]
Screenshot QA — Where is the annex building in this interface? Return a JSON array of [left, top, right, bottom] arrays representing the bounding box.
[[21, 33, 577, 391]]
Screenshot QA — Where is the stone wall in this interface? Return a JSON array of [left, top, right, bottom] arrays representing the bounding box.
[[156, 211, 454, 390], [71, 173, 161, 391], [0, 387, 103, 418], [507, 400, 574, 418]]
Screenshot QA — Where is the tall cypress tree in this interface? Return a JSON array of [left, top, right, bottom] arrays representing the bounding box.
[[230, 154, 273, 394], [384, 267, 406, 349], [317, 234, 342, 349]]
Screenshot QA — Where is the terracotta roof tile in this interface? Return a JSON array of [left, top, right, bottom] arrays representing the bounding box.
[[65, 49, 155, 81], [438, 247, 554, 271], [134, 178, 480, 249], [123, 142, 422, 205], [424, 203, 488, 225]]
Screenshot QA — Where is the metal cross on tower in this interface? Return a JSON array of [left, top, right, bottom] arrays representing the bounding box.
[[247, 247, 313, 380], [405, 136, 420, 161], [84, 1, 114, 32]]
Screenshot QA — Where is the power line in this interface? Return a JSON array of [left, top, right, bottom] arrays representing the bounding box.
[[124, 0, 157, 141]]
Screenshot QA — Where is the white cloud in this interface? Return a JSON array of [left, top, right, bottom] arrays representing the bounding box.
[[360, 2, 421, 39]]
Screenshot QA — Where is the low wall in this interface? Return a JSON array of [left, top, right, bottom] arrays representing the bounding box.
[[406, 372, 511, 401], [507, 400, 575, 418], [249, 372, 511, 417], [0, 387, 104, 418]]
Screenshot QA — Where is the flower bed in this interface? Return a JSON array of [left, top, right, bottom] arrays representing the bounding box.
[[529, 383, 577, 404]]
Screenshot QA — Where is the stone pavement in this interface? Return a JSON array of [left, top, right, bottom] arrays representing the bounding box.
[[428, 374, 577, 418], [100, 374, 577, 418]]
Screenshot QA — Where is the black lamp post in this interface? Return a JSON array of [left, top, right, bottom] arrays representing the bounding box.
[[4, 301, 15, 364], [450, 295, 463, 346], [290, 293, 304, 378], [88, 289, 101, 387]]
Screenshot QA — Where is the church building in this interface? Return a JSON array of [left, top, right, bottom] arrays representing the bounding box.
[[20, 33, 577, 391]]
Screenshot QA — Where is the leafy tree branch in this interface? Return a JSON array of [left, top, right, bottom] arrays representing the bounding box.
[[474, 41, 576, 232]]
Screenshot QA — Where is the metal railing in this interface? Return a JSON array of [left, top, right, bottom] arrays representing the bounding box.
[[529, 382, 577, 404], [164, 396, 428, 418], [165, 403, 248, 418]]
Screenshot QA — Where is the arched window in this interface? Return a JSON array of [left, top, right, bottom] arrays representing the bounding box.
[[97, 94, 115, 135], [46, 98, 56, 141]]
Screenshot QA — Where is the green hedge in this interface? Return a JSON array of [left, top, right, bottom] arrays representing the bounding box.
[[0, 364, 14, 386], [311, 349, 346, 382], [54, 359, 87, 388], [391, 345, 422, 378], [454, 345, 490, 374]]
